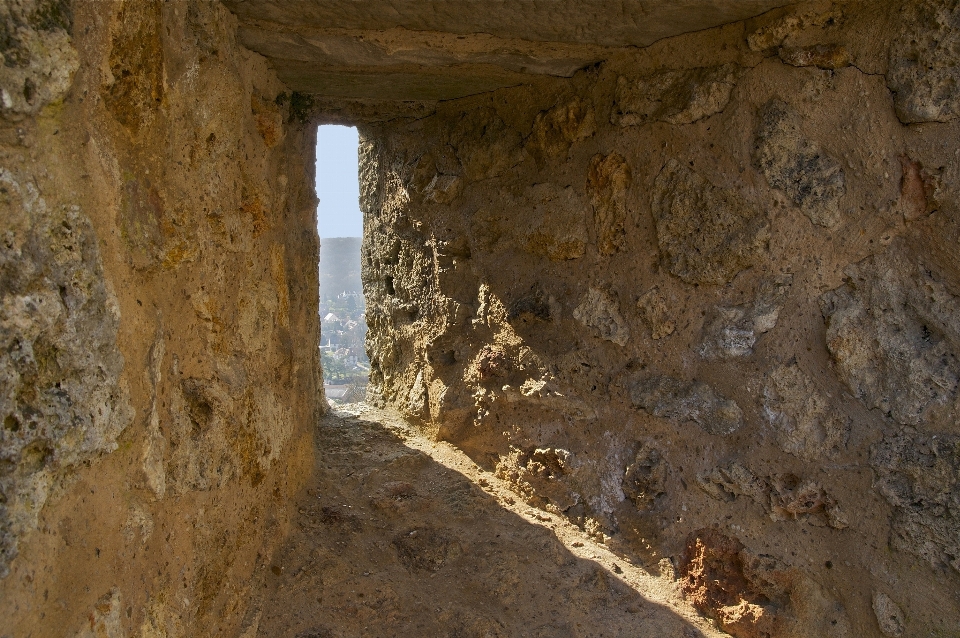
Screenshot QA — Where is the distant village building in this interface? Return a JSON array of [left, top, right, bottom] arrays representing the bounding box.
[[318, 237, 368, 388]]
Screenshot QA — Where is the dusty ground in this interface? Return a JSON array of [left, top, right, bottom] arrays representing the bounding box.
[[255, 404, 728, 638]]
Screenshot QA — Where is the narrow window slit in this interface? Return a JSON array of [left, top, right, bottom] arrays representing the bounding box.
[[316, 125, 368, 404]]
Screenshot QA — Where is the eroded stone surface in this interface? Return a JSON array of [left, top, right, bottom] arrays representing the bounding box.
[[573, 287, 629, 346], [652, 160, 769, 285], [820, 243, 960, 428], [888, 0, 960, 123], [762, 363, 850, 461], [631, 376, 743, 436], [871, 431, 960, 573], [699, 276, 792, 359], [0, 170, 131, 576], [754, 100, 846, 228], [613, 64, 741, 126]]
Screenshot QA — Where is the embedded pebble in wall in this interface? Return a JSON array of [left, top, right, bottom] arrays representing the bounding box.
[[761, 362, 850, 461], [698, 276, 792, 359], [573, 287, 630, 346], [778, 43, 851, 70], [872, 592, 905, 637], [631, 375, 743, 436], [652, 160, 769, 285], [820, 242, 960, 428], [753, 100, 846, 228], [612, 64, 742, 126]]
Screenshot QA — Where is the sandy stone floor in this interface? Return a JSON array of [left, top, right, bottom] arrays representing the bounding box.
[[254, 404, 728, 638]]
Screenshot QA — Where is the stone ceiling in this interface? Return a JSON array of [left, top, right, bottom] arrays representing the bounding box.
[[222, 0, 794, 102]]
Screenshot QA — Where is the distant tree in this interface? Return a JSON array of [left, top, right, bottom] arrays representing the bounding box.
[[321, 350, 347, 383]]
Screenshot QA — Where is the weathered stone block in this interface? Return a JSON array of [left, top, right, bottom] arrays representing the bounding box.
[[496, 447, 580, 512], [761, 363, 849, 461], [820, 244, 960, 428], [887, 0, 960, 123], [754, 100, 846, 228], [637, 286, 675, 340], [631, 375, 743, 435], [573, 287, 629, 346], [612, 64, 741, 126], [586, 153, 630, 256], [699, 276, 791, 359], [698, 462, 849, 528], [452, 107, 525, 180], [871, 431, 960, 573], [527, 96, 595, 161], [621, 443, 667, 510], [652, 160, 769, 285]]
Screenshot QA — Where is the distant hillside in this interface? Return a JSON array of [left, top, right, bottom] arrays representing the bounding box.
[[319, 237, 362, 300]]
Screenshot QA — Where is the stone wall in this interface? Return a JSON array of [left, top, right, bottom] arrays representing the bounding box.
[[0, 1, 320, 636], [3, 0, 958, 636], [361, 1, 960, 636]]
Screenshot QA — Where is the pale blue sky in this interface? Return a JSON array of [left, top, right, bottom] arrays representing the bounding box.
[[316, 125, 363, 238]]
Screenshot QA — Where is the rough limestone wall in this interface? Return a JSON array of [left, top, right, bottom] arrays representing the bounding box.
[[0, 1, 320, 636], [362, 1, 960, 636]]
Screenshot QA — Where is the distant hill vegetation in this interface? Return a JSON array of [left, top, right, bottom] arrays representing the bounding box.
[[319, 237, 363, 300]]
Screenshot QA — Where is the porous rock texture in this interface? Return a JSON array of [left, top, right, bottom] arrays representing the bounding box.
[[4, 0, 960, 637], [355, 2, 960, 636], [1, 1, 320, 636]]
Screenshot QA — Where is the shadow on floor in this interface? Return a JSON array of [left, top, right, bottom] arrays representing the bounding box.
[[254, 409, 721, 638]]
